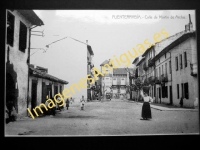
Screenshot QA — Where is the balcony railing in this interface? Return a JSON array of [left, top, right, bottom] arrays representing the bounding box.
[[155, 76, 161, 84], [143, 62, 148, 71], [191, 63, 197, 76], [161, 74, 168, 82], [144, 77, 149, 85], [148, 58, 154, 67], [148, 76, 155, 85]]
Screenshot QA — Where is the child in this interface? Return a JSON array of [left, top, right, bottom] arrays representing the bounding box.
[[80, 96, 85, 110], [66, 98, 69, 110]]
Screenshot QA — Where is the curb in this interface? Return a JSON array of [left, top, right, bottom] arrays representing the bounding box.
[[125, 100, 198, 111]]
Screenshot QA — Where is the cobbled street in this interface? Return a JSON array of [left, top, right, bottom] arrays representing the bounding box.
[[5, 99, 199, 136]]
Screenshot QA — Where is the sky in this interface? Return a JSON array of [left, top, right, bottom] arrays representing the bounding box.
[[31, 10, 196, 98]]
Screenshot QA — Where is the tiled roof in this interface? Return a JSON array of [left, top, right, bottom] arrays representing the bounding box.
[[136, 57, 145, 66], [29, 67, 68, 84], [154, 30, 186, 55], [113, 68, 127, 75], [100, 60, 109, 66], [152, 31, 195, 62], [17, 10, 44, 26]]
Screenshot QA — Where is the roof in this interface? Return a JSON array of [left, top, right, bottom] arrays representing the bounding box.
[[29, 67, 68, 84], [17, 10, 44, 26], [132, 57, 139, 64], [100, 60, 109, 66], [142, 45, 154, 57], [154, 30, 186, 56], [87, 45, 94, 55], [152, 31, 195, 62], [113, 68, 127, 75], [136, 57, 145, 66]]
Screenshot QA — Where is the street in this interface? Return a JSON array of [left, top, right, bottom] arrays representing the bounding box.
[[5, 99, 199, 136]]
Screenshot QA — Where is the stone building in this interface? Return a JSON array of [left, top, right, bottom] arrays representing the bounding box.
[[28, 65, 68, 112], [6, 10, 44, 117]]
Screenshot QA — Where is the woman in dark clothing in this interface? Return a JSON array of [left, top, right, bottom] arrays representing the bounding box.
[[141, 92, 153, 120], [66, 98, 69, 110]]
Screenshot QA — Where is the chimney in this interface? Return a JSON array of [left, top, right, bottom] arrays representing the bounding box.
[[189, 14, 193, 31], [86, 40, 88, 45]]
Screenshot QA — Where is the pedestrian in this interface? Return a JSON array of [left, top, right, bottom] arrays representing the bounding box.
[[51, 97, 56, 116], [66, 98, 69, 110], [179, 97, 183, 107], [80, 95, 85, 110], [70, 97, 73, 105], [140, 92, 153, 120]]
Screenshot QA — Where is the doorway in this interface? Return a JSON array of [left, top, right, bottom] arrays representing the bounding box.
[[170, 86, 173, 105], [6, 73, 17, 111], [31, 80, 37, 110], [159, 87, 161, 103]]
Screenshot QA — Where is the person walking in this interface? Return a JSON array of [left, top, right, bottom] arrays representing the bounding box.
[[140, 92, 153, 120], [66, 98, 69, 110], [70, 97, 73, 105], [80, 95, 85, 110]]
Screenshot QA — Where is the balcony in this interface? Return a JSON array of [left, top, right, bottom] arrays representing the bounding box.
[[148, 76, 155, 85], [191, 63, 197, 76], [148, 58, 154, 67], [155, 76, 161, 84], [143, 62, 148, 71], [143, 78, 149, 86], [160, 74, 168, 82]]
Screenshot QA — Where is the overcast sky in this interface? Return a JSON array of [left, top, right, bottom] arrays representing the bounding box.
[[31, 10, 196, 98]]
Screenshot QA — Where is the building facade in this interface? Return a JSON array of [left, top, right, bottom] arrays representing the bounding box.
[[28, 65, 68, 113], [6, 10, 44, 117], [112, 68, 131, 99], [87, 41, 94, 101], [132, 14, 198, 108], [100, 60, 113, 99]]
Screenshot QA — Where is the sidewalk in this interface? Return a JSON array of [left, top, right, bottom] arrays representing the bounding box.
[[125, 100, 198, 111]]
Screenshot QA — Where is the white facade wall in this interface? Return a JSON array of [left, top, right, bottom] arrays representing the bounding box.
[[6, 10, 33, 117]]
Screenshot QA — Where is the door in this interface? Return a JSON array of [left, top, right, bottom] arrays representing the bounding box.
[[6, 73, 17, 111], [31, 80, 37, 110], [42, 82, 47, 103], [159, 87, 161, 103], [170, 86, 173, 105]]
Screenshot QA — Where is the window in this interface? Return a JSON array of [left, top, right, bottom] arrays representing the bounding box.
[[175, 56, 178, 71], [169, 60, 171, 74], [165, 63, 167, 76], [181, 83, 184, 98], [180, 54, 183, 69], [162, 65, 163, 75], [166, 86, 168, 98], [184, 52, 187, 67], [165, 53, 166, 59], [19, 21, 27, 52], [7, 11, 15, 46], [177, 84, 179, 99], [159, 67, 161, 78], [184, 83, 189, 99]]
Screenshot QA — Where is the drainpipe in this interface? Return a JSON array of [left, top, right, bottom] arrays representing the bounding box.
[[168, 51, 172, 105], [27, 25, 38, 116]]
